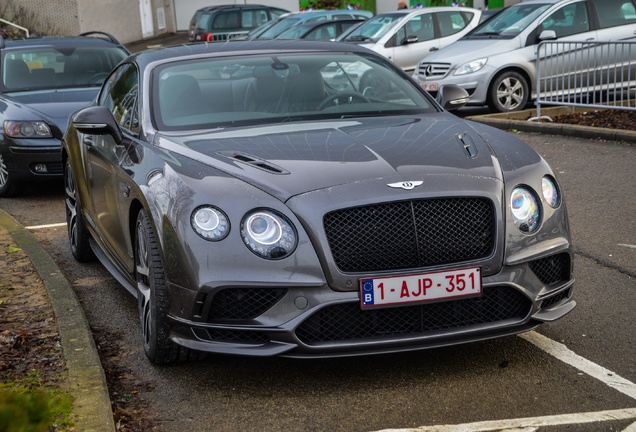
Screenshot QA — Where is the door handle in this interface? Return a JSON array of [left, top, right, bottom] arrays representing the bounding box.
[[430, 47, 439, 51]]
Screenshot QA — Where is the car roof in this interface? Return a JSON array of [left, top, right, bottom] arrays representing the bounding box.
[[0, 32, 128, 51], [195, 4, 273, 13], [286, 18, 366, 30], [380, 6, 481, 15], [289, 9, 373, 19], [131, 39, 378, 67]]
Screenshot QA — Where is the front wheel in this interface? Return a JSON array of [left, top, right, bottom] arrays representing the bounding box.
[[487, 71, 529, 113], [64, 159, 95, 262], [0, 153, 20, 197], [135, 209, 182, 364]]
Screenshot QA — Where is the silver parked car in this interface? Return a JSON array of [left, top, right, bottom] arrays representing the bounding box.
[[412, 0, 636, 112], [63, 40, 574, 364], [339, 7, 482, 73]]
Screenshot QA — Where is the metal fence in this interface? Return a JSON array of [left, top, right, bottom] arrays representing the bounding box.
[[203, 31, 249, 42], [533, 40, 636, 121]]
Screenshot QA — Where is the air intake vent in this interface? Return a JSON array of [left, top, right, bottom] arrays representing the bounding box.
[[218, 151, 290, 174]]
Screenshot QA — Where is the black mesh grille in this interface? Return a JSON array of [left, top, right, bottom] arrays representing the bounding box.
[[324, 198, 495, 272], [207, 288, 287, 321], [296, 286, 531, 344], [197, 328, 270, 344], [529, 253, 570, 285], [541, 288, 571, 309]]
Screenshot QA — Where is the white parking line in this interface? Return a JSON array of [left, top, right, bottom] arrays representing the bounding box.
[[624, 421, 636, 432], [25, 222, 67, 230], [375, 408, 636, 432], [519, 331, 636, 401], [618, 244, 636, 249], [375, 331, 636, 432]]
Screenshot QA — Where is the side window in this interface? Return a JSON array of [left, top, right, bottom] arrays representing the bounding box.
[[242, 10, 267, 29], [594, 0, 636, 27], [99, 64, 139, 134], [404, 14, 435, 42], [213, 11, 240, 30], [541, 2, 589, 37], [437, 11, 470, 37], [306, 23, 337, 40]]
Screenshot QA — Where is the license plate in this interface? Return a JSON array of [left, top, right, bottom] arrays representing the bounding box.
[[360, 267, 481, 308], [421, 82, 439, 92]]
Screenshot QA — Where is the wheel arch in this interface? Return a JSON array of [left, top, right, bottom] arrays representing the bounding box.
[[487, 66, 533, 98]]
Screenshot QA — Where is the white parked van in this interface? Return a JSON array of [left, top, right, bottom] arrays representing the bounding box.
[[412, 0, 636, 112]]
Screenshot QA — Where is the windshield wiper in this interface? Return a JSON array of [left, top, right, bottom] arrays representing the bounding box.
[[345, 35, 372, 42], [469, 31, 501, 38]]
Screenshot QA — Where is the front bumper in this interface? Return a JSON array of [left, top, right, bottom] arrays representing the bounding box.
[[0, 137, 63, 181], [412, 66, 497, 106], [167, 250, 575, 358]]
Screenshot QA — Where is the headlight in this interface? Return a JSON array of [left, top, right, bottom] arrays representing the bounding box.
[[4, 120, 52, 138], [510, 186, 541, 233], [191, 206, 229, 241], [542, 176, 560, 208], [241, 209, 297, 259], [454, 58, 487, 76]]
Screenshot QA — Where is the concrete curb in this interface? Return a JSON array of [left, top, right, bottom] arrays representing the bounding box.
[[0, 209, 115, 432], [465, 105, 636, 144]]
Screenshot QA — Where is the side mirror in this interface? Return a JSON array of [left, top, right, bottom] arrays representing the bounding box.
[[403, 35, 419, 45], [436, 85, 470, 111], [538, 29, 557, 41], [72, 106, 123, 144]]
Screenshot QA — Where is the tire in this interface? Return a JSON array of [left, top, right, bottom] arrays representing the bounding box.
[[487, 71, 529, 113], [0, 153, 20, 197], [135, 209, 182, 364], [64, 159, 95, 262]]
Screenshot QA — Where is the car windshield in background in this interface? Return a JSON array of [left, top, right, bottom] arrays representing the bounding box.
[[2, 47, 127, 91], [341, 14, 403, 42], [466, 3, 551, 38], [152, 52, 433, 131], [258, 17, 303, 38]]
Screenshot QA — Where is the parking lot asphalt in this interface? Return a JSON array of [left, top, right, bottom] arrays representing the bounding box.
[[3, 32, 636, 431]]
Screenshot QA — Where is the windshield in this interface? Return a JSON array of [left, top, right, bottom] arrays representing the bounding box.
[[467, 3, 551, 38], [2, 46, 128, 92], [152, 52, 434, 131], [276, 25, 309, 39], [341, 14, 403, 42], [258, 17, 302, 38]]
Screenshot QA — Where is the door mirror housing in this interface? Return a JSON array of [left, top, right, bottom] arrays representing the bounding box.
[[72, 106, 124, 144]]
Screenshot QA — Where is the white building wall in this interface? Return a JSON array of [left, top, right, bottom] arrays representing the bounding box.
[[77, 0, 143, 42], [173, 0, 300, 32]]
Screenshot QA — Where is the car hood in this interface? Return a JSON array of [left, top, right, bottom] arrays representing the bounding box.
[[425, 38, 521, 64], [160, 114, 503, 202], [6, 88, 98, 132]]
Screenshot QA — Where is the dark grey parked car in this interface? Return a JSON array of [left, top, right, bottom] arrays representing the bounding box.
[[0, 32, 129, 197], [63, 40, 575, 364]]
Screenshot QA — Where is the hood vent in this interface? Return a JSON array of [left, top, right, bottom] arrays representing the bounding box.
[[457, 133, 478, 159], [219, 151, 290, 175]]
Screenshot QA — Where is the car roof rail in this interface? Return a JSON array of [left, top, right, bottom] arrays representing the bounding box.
[[79, 31, 122, 45]]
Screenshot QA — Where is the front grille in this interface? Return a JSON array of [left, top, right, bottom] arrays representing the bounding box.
[[207, 288, 287, 321], [417, 62, 451, 79], [529, 253, 570, 285], [324, 198, 495, 272], [296, 286, 531, 344]]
